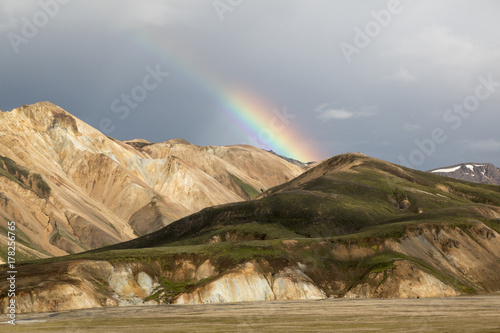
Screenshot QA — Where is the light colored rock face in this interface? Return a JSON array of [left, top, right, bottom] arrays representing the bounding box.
[[5, 283, 102, 314], [0, 258, 325, 313], [385, 223, 500, 291], [0, 260, 163, 313], [0, 102, 303, 258], [108, 266, 150, 299], [271, 267, 326, 300], [340, 223, 500, 298], [195, 260, 217, 281], [175, 262, 325, 304], [0, 258, 217, 314], [345, 260, 459, 299], [1, 224, 498, 314], [137, 272, 155, 295]]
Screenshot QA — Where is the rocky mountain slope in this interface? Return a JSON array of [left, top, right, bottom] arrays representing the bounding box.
[[429, 163, 500, 185], [2, 153, 499, 313], [268, 150, 316, 168], [0, 102, 303, 261]]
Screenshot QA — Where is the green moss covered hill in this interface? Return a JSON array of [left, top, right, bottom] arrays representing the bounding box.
[[94, 153, 500, 251]]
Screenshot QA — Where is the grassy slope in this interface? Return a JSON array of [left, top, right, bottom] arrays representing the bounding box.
[[0, 155, 51, 198], [230, 173, 261, 199], [84, 154, 499, 253]]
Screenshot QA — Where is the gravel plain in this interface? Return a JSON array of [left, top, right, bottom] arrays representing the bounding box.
[[1, 294, 499, 333]]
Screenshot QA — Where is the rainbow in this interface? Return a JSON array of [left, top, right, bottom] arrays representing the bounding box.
[[219, 89, 322, 162], [128, 30, 324, 162]]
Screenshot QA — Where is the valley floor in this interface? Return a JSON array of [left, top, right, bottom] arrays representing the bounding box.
[[1, 294, 499, 332]]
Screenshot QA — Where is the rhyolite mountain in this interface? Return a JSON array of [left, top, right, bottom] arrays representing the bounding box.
[[428, 163, 500, 185], [0, 102, 304, 261], [2, 153, 499, 313], [268, 150, 316, 168]]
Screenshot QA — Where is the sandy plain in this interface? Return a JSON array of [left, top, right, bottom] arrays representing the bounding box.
[[1, 294, 499, 332]]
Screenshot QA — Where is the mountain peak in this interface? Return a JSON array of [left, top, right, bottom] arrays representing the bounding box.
[[166, 138, 192, 145], [17, 101, 69, 116], [124, 139, 152, 144], [266, 150, 315, 168], [0, 102, 305, 259], [429, 162, 500, 185], [317, 152, 368, 170], [10, 102, 79, 134]]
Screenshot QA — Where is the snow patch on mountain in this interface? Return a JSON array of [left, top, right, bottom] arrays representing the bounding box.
[[431, 166, 461, 173], [428, 163, 500, 185]]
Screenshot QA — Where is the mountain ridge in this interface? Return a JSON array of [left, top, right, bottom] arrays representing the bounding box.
[[95, 152, 500, 253], [428, 162, 500, 185], [0, 102, 304, 260]]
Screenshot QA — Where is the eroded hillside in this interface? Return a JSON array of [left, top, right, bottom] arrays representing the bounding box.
[[0, 102, 303, 260], [1, 222, 499, 313], [2, 153, 499, 313]]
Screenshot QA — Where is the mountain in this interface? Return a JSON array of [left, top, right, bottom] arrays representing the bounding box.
[[0, 102, 303, 261], [267, 150, 315, 168], [428, 163, 500, 185], [100, 152, 500, 248], [2, 153, 499, 313]]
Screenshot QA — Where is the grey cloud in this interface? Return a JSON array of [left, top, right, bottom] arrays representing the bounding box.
[[1, 0, 499, 169], [462, 139, 500, 152], [315, 104, 378, 121]]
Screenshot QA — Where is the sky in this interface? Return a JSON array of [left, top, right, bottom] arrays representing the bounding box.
[[1, 0, 499, 170]]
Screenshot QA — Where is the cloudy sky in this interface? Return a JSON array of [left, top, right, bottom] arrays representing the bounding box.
[[1, 0, 499, 170]]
